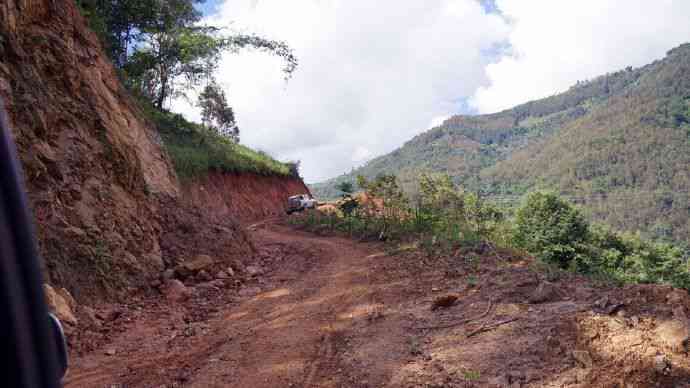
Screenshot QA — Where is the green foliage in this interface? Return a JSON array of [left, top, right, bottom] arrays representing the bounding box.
[[306, 175, 690, 289], [336, 181, 354, 196], [77, 0, 298, 109], [582, 225, 690, 289], [302, 174, 504, 252], [76, 0, 300, 179], [514, 191, 589, 267], [463, 370, 481, 381], [311, 43, 690, 248], [143, 104, 290, 179], [198, 82, 239, 142], [514, 191, 690, 288]]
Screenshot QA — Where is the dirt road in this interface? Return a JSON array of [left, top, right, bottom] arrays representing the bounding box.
[[65, 222, 690, 387], [65, 223, 410, 387]]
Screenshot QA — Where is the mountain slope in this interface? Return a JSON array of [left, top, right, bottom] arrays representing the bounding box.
[[312, 44, 690, 244], [0, 0, 310, 303]]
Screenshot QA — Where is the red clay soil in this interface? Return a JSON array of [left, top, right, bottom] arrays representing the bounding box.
[[65, 220, 690, 387], [182, 172, 311, 222], [0, 0, 179, 303]]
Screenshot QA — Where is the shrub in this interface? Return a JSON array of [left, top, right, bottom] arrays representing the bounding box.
[[585, 225, 690, 288], [514, 192, 690, 289], [513, 191, 589, 267]]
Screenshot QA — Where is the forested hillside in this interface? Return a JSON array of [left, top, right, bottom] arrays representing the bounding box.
[[312, 44, 690, 245]]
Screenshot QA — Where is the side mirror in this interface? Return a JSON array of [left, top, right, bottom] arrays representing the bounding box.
[[48, 313, 68, 379]]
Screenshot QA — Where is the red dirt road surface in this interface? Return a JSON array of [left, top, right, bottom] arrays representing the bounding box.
[[65, 221, 690, 387]]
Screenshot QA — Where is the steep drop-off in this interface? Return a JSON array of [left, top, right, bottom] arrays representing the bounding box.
[[0, 0, 308, 304]]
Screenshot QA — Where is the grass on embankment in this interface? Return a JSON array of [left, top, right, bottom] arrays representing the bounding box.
[[144, 105, 292, 180]]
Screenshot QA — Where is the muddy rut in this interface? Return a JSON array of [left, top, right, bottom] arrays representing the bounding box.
[[65, 221, 690, 387]]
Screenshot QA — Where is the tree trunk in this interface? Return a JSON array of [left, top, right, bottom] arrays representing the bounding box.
[[156, 69, 167, 109]]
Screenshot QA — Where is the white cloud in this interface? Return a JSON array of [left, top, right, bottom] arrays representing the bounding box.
[[173, 1, 690, 183], [429, 115, 450, 128], [351, 146, 372, 163], [470, 0, 690, 113], [173, 0, 510, 182]]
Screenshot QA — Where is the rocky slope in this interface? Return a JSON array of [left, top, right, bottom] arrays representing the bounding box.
[[1, 0, 179, 302], [0, 0, 309, 306]]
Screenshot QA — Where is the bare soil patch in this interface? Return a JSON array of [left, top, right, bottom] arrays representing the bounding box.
[[65, 221, 690, 387]]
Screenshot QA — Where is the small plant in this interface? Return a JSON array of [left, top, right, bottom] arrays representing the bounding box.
[[463, 369, 481, 381], [466, 275, 478, 287], [407, 337, 423, 356]]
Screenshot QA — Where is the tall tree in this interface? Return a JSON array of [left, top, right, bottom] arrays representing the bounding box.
[[197, 82, 239, 142], [78, 0, 298, 109]]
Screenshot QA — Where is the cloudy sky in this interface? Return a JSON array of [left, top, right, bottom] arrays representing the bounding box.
[[174, 0, 690, 183]]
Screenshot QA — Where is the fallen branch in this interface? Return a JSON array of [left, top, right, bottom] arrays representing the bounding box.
[[466, 317, 519, 338], [413, 299, 493, 330]]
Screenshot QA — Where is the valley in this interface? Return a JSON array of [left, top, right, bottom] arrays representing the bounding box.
[[312, 46, 690, 246]]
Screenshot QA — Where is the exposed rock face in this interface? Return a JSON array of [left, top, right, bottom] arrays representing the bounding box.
[[183, 171, 311, 222], [0, 0, 178, 302], [0, 0, 309, 304]]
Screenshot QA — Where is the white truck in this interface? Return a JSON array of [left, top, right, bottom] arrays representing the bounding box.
[[286, 194, 317, 214]]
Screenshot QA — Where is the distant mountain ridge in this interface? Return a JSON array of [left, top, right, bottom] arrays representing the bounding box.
[[311, 43, 690, 245]]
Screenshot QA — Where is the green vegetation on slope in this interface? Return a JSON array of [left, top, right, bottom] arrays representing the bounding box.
[[300, 175, 690, 290], [312, 44, 690, 246], [144, 105, 292, 179], [77, 0, 299, 180]]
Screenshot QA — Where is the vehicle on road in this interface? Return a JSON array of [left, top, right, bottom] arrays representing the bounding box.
[[286, 194, 317, 214]]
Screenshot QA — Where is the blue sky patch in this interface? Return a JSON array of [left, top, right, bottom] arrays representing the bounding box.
[[195, 0, 222, 16]]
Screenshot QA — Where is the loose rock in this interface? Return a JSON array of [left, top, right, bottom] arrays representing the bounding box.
[[165, 279, 191, 302], [197, 269, 212, 282], [56, 287, 77, 311], [175, 254, 215, 279], [162, 268, 175, 280], [246, 265, 264, 277], [44, 284, 78, 325], [667, 289, 687, 306], [654, 320, 690, 353], [96, 308, 122, 322], [572, 350, 593, 368], [529, 281, 562, 304], [431, 294, 459, 310]]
